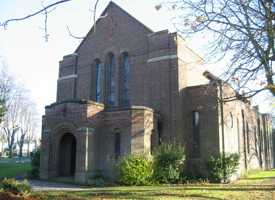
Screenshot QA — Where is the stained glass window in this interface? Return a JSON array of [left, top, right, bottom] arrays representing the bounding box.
[[107, 53, 116, 106], [121, 53, 130, 106], [95, 60, 102, 102]]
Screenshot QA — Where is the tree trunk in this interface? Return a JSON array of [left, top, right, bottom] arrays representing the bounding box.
[[27, 142, 30, 157], [8, 145, 13, 158], [19, 143, 23, 157]]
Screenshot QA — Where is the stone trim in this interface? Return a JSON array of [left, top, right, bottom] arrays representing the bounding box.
[[77, 127, 95, 133], [63, 53, 78, 59], [59, 64, 75, 68], [58, 74, 77, 81], [104, 105, 154, 112], [147, 54, 177, 63], [45, 99, 104, 109], [147, 30, 168, 37]]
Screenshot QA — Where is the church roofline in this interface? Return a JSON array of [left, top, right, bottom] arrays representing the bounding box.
[[102, 2, 153, 33], [203, 70, 251, 104], [74, 1, 153, 53], [175, 33, 204, 63]]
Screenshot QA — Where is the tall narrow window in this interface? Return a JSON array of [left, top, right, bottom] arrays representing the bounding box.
[[114, 132, 121, 160], [95, 59, 102, 102], [254, 126, 257, 154], [241, 110, 247, 169], [157, 120, 162, 145], [192, 111, 200, 157], [107, 53, 116, 106], [121, 53, 130, 106], [257, 118, 263, 167], [237, 118, 240, 153], [246, 122, 250, 154]]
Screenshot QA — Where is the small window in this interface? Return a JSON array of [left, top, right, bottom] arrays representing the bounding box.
[[157, 120, 162, 145], [114, 132, 121, 160], [192, 111, 200, 157]]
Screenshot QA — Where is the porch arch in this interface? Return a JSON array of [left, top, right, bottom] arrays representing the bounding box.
[[58, 132, 77, 176]]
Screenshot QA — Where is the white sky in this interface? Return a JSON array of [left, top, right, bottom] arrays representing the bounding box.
[[0, 0, 273, 135]]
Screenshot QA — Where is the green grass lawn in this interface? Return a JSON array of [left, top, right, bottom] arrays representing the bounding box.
[[0, 158, 31, 179], [34, 170, 275, 200]]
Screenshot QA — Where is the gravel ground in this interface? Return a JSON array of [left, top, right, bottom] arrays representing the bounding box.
[[29, 180, 91, 191]]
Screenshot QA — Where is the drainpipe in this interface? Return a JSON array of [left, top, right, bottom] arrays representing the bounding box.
[[218, 80, 226, 182]]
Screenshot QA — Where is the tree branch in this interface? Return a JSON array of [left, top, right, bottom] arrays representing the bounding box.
[[0, 0, 73, 28]]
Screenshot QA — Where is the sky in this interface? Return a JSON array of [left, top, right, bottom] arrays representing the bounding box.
[[0, 0, 273, 136]]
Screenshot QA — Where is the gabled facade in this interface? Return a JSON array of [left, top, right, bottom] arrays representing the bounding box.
[[40, 2, 273, 184]]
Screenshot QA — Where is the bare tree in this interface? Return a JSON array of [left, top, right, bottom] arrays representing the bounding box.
[[2, 89, 22, 157], [158, 0, 275, 99], [17, 98, 38, 157], [0, 66, 14, 156], [0, 100, 5, 124], [0, 130, 5, 155], [0, 67, 12, 123], [25, 122, 37, 156]]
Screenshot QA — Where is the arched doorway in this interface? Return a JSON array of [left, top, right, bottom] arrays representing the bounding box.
[[58, 133, 76, 177]]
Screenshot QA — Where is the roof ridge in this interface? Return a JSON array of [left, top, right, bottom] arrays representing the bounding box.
[[74, 1, 153, 53]]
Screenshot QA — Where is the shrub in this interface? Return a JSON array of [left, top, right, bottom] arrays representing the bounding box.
[[29, 148, 40, 178], [0, 178, 31, 195], [153, 144, 185, 184], [207, 153, 240, 183], [118, 154, 153, 186]]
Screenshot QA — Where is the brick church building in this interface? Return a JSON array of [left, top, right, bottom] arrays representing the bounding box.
[[40, 2, 273, 183]]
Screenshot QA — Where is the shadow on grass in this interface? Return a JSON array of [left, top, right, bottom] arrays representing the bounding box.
[[176, 186, 275, 191], [241, 177, 275, 180], [60, 191, 226, 200]]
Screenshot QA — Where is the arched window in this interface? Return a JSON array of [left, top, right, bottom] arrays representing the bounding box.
[[192, 111, 200, 157], [121, 53, 130, 106], [114, 132, 121, 160], [95, 59, 102, 102], [107, 53, 116, 106]]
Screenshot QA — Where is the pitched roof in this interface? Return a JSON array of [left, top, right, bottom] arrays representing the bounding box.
[[74, 1, 153, 52]]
